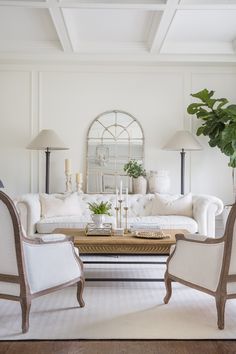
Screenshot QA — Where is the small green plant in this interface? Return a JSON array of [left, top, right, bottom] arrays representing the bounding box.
[[88, 201, 112, 215], [123, 159, 146, 178]]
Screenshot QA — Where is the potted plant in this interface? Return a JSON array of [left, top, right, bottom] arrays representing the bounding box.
[[124, 159, 147, 194], [88, 201, 112, 227], [187, 88, 236, 223]]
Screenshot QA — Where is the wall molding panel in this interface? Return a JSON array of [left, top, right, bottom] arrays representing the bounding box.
[[0, 64, 236, 203]]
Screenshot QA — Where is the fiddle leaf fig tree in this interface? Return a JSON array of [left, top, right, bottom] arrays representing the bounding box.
[[187, 89, 236, 167]]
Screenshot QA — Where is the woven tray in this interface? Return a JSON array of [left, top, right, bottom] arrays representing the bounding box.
[[133, 230, 171, 239]]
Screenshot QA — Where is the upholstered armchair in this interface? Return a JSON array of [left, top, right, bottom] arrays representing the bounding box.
[[164, 203, 236, 329], [0, 191, 85, 333]]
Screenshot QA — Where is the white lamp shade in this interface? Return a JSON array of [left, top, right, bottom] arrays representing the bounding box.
[[27, 129, 69, 151], [163, 130, 202, 151]]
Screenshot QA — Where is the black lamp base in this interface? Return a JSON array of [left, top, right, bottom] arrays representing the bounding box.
[[180, 149, 185, 195], [45, 148, 51, 194]]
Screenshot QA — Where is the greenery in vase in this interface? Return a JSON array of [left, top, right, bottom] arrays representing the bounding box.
[[123, 159, 146, 178], [88, 201, 112, 215], [187, 88, 236, 167]]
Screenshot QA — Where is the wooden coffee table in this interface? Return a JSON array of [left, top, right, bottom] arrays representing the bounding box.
[[54, 228, 188, 255], [54, 228, 188, 282]]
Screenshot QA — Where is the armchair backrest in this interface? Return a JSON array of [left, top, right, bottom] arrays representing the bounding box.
[[0, 191, 25, 278], [225, 203, 236, 276]]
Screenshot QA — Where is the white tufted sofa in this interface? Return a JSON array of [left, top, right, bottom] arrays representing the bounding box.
[[15, 193, 223, 238]]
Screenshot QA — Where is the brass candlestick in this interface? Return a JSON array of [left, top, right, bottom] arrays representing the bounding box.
[[124, 206, 129, 233], [118, 199, 123, 228], [115, 206, 119, 228]]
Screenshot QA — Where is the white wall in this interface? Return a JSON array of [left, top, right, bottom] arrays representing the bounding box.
[[0, 63, 235, 203]]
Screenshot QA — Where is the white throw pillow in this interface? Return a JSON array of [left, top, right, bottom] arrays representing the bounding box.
[[40, 193, 81, 218], [152, 193, 193, 217]]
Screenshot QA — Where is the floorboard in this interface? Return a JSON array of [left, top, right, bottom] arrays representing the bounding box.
[[1, 340, 236, 354]]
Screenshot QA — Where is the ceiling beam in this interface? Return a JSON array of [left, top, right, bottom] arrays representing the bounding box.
[[46, 0, 73, 53], [0, 1, 47, 7], [178, 4, 236, 10], [58, 1, 166, 10], [0, 0, 166, 10], [148, 0, 179, 54]]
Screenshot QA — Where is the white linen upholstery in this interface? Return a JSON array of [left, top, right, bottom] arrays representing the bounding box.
[[40, 193, 81, 218], [165, 204, 236, 329], [15, 193, 223, 238], [0, 282, 20, 296], [40, 233, 68, 242], [184, 234, 208, 242], [229, 223, 236, 274], [0, 201, 18, 276], [168, 239, 225, 291], [152, 193, 193, 217], [36, 215, 198, 234], [23, 241, 81, 294], [0, 190, 85, 334], [192, 195, 223, 237]]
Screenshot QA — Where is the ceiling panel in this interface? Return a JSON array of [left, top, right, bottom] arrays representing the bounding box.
[[162, 9, 236, 53], [0, 7, 58, 41], [62, 8, 158, 52]]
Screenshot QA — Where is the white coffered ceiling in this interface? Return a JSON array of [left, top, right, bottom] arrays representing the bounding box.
[[0, 0, 236, 63]]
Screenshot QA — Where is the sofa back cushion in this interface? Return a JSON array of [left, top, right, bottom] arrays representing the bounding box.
[[40, 193, 82, 218], [77, 194, 154, 218], [152, 193, 193, 217]]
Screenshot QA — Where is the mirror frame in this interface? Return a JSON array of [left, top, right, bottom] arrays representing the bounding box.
[[86, 110, 145, 193]]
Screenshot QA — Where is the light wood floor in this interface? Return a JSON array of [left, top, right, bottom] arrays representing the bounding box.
[[1, 340, 236, 354]]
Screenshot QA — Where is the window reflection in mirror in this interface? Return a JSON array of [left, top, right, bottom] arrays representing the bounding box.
[[86, 110, 144, 193]]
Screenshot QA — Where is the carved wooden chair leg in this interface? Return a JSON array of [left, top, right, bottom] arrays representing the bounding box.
[[164, 274, 172, 304], [77, 278, 85, 308], [215, 295, 226, 330], [20, 297, 31, 333]]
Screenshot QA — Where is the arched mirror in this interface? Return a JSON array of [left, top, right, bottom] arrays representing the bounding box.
[[86, 110, 144, 193]]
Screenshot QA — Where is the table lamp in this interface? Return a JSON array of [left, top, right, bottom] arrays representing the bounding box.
[[27, 129, 69, 194]]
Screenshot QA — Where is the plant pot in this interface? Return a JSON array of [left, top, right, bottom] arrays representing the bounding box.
[[148, 170, 170, 193], [132, 176, 147, 194], [91, 214, 105, 228]]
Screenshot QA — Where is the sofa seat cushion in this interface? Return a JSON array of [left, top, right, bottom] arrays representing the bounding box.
[[36, 215, 197, 234], [128, 216, 198, 233], [36, 215, 116, 234]]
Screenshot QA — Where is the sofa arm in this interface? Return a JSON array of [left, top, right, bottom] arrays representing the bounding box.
[[192, 195, 224, 237], [15, 194, 41, 237]]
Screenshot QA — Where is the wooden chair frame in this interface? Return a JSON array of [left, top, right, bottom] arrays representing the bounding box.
[[164, 203, 236, 330], [0, 191, 85, 333]]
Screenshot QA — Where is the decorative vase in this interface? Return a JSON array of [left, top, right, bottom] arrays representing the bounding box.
[[148, 170, 170, 193], [91, 214, 105, 228], [132, 176, 147, 194]]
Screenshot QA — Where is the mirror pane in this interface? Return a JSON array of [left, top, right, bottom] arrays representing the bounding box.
[[86, 110, 144, 193]]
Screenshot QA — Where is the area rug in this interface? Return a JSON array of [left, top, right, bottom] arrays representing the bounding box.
[[0, 258, 236, 340]]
